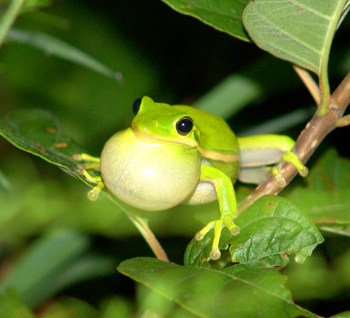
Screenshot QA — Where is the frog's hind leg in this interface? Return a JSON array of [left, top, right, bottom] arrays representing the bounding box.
[[271, 151, 308, 187], [238, 135, 308, 188]]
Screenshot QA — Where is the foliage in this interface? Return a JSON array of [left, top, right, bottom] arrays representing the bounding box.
[[0, 0, 350, 317]]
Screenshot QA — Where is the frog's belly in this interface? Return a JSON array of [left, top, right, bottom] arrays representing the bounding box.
[[184, 180, 217, 205], [100, 128, 201, 211]]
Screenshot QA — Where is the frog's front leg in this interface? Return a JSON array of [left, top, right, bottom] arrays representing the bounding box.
[[195, 164, 240, 260], [73, 153, 105, 201], [73, 153, 101, 170]]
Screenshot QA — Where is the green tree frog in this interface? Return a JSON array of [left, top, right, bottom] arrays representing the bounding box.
[[75, 96, 308, 260]]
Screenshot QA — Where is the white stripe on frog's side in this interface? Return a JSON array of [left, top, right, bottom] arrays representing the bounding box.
[[132, 124, 239, 164]]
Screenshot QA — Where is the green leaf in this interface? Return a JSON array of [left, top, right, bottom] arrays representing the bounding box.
[[161, 0, 250, 41], [40, 253, 116, 308], [22, 0, 52, 9], [39, 297, 100, 318], [7, 29, 122, 80], [330, 312, 350, 318], [0, 109, 92, 187], [118, 257, 321, 318], [0, 228, 115, 309], [243, 0, 345, 75], [0, 109, 168, 261], [100, 296, 133, 318], [0, 230, 91, 308], [185, 196, 324, 267], [0, 0, 26, 48], [239, 107, 315, 136], [0, 168, 11, 190], [284, 149, 350, 235], [230, 196, 324, 265], [193, 74, 262, 119], [0, 290, 36, 318], [136, 284, 201, 318]]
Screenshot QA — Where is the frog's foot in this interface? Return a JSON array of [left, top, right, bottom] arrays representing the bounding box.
[[88, 183, 104, 201], [272, 151, 308, 188], [81, 170, 105, 201], [73, 154, 105, 201], [73, 153, 101, 170], [195, 216, 240, 261]]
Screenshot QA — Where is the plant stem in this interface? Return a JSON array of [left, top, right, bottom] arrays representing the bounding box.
[[293, 65, 320, 105], [128, 214, 170, 262], [316, 0, 346, 116], [238, 70, 350, 213], [105, 195, 169, 262], [0, 0, 25, 48]]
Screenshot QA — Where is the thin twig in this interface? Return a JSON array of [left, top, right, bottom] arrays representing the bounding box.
[[131, 214, 170, 262], [238, 70, 350, 213], [336, 114, 350, 127], [104, 195, 169, 262]]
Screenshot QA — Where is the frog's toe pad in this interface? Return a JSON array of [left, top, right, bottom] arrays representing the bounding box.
[[231, 226, 240, 236], [195, 232, 204, 241], [275, 176, 287, 188], [299, 166, 309, 177], [77, 163, 88, 170], [72, 154, 83, 161], [87, 188, 100, 201], [210, 248, 221, 260]]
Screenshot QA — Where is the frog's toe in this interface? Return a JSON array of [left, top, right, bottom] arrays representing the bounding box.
[[281, 151, 308, 178], [72, 154, 83, 161], [195, 232, 204, 241], [299, 166, 309, 177], [271, 167, 287, 188], [223, 216, 240, 236], [275, 176, 287, 188], [231, 226, 240, 236], [209, 248, 221, 260], [196, 218, 239, 260], [88, 188, 100, 201], [195, 221, 215, 241]]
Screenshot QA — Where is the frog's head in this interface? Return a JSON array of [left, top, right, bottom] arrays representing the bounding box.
[[131, 96, 198, 147]]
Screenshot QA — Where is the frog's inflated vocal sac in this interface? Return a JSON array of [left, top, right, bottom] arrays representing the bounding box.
[[76, 97, 307, 260]]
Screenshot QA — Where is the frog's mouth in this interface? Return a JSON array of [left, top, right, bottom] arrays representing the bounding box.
[[131, 123, 239, 164], [131, 122, 198, 148]]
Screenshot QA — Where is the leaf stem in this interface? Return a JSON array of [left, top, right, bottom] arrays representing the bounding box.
[[293, 65, 320, 105], [0, 0, 25, 48], [316, 0, 346, 116]]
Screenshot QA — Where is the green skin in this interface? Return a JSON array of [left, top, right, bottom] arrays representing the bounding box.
[[78, 96, 308, 261]]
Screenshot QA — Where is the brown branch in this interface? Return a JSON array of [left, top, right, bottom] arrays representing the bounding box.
[[238, 70, 350, 213]]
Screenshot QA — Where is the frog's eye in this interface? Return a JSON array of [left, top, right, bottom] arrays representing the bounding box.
[[133, 98, 142, 114], [176, 117, 193, 136]]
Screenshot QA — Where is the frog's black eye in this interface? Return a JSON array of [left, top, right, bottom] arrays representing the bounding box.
[[176, 117, 193, 136], [133, 98, 142, 114]]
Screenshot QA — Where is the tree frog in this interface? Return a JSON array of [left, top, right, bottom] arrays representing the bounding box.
[[75, 96, 308, 260]]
